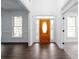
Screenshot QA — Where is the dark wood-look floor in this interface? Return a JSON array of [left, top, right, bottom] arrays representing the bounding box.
[[64, 43, 78, 59], [1, 43, 71, 59]]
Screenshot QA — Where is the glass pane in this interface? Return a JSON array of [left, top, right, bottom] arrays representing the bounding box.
[[68, 27, 75, 30], [36, 20, 39, 40], [68, 31, 75, 37], [13, 27, 22, 37], [51, 20, 53, 25], [14, 16, 22, 26], [67, 16, 75, 26], [42, 22, 47, 33], [36, 20, 39, 25], [50, 20, 54, 40]]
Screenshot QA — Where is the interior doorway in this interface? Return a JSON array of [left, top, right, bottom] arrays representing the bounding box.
[[39, 19, 50, 44]]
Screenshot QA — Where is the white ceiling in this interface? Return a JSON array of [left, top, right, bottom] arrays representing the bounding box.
[[68, 3, 78, 12], [1, 0, 78, 14], [1, 0, 27, 11]]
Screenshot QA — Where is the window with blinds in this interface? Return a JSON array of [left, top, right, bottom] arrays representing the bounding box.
[[67, 16, 76, 37], [12, 16, 22, 37]]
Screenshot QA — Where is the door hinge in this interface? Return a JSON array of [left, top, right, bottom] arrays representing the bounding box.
[[62, 30, 64, 32]]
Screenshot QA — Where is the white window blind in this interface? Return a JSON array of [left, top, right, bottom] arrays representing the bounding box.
[[12, 16, 22, 37], [67, 16, 76, 37]]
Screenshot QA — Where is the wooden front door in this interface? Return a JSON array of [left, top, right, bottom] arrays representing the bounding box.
[[39, 19, 50, 44]]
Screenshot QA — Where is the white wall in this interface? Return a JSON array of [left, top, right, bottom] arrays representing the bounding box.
[[55, 14, 63, 48], [32, 0, 57, 16], [28, 13, 33, 46], [1, 10, 29, 42]]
